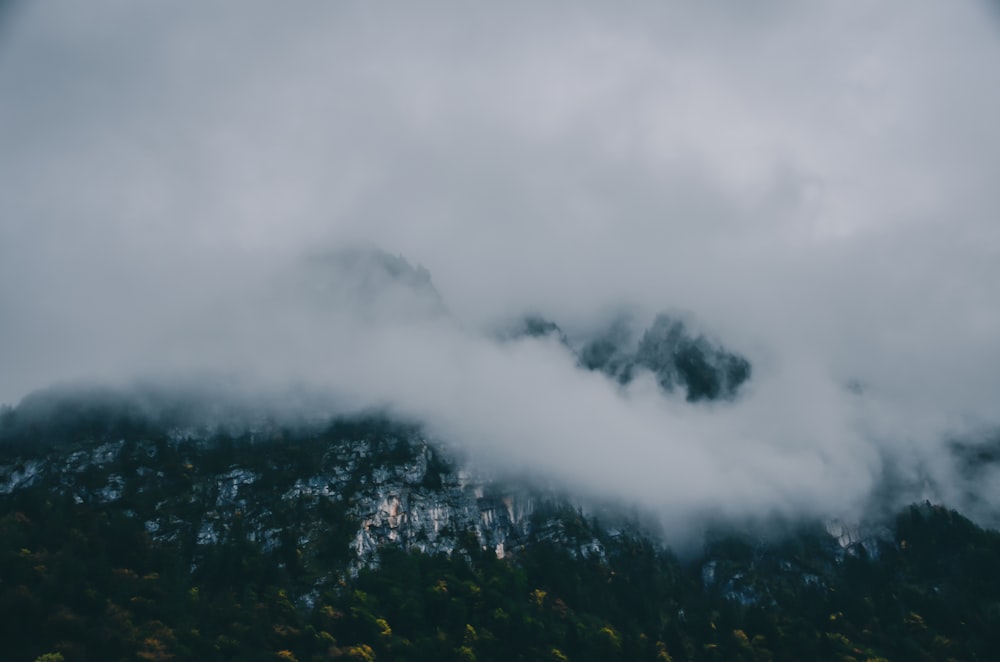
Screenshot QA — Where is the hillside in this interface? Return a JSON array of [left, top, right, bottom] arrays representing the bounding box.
[[2, 398, 1000, 661]]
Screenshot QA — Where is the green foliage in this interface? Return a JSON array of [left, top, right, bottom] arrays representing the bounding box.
[[578, 313, 752, 402], [2, 406, 1000, 661], [635, 315, 751, 402], [4, 476, 1000, 661], [517, 315, 570, 345]]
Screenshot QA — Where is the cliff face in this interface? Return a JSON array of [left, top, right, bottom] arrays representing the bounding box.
[[0, 424, 614, 589], [5, 415, 1000, 662], [6, 388, 1000, 662], [0, 419, 901, 619]]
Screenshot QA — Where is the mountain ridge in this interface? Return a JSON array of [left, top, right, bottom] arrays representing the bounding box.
[[3, 393, 1000, 660]]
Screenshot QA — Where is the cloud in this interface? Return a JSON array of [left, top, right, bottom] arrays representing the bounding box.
[[2, 1, 1000, 536]]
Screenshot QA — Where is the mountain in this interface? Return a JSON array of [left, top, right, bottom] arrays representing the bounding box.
[[580, 314, 751, 402], [2, 393, 1000, 661], [298, 249, 448, 322], [509, 311, 752, 403]]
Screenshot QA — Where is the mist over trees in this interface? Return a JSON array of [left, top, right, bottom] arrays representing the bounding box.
[[3, 398, 1000, 661], [580, 314, 752, 402], [1, 4, 999, 657]]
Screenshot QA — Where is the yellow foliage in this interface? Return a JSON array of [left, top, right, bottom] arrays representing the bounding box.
[[273, 623, 301, 638], [321, 605, 344, 620], [906, 611, 927, 630], [342, 644, 375, 662], [598, 626, 622, 651], [137, 637, 173, 661]]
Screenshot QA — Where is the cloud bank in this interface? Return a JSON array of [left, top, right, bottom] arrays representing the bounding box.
[[2, 1, 1000, 535]]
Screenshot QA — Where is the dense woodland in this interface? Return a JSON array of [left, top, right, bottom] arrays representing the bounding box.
[[2, 397, 1000, 661]]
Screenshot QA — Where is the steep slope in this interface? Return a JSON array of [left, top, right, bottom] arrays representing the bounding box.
[[580, 313, 751, 402], [3, 397, 1000, 660]]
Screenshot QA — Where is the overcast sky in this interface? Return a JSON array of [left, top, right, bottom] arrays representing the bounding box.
[[2, 1, 1000, 534]]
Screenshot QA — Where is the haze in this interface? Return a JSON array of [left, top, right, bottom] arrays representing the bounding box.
[[2, 1, 1000, 534]]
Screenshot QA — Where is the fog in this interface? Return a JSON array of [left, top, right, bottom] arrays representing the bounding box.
[[2, 1, 1000, 534]]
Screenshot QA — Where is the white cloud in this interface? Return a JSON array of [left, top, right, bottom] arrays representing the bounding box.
[[2, 0, 1000, 536]]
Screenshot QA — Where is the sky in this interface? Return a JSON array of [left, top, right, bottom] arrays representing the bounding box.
[[2, 1, 1000, 535]]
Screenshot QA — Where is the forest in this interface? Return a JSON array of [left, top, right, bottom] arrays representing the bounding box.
[[1, 403, 999, 661]]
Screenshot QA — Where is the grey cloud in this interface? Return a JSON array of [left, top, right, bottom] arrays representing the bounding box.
[[2, 1, 1000, 538]]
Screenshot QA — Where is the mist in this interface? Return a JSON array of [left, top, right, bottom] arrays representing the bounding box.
[[2, 1, 1000, 536]]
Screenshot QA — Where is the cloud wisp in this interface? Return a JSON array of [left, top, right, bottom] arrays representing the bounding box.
[[2, 1, 1000, 536]]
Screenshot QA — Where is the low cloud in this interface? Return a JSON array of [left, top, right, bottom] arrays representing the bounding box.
[[2, 1, 1000, 537]]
